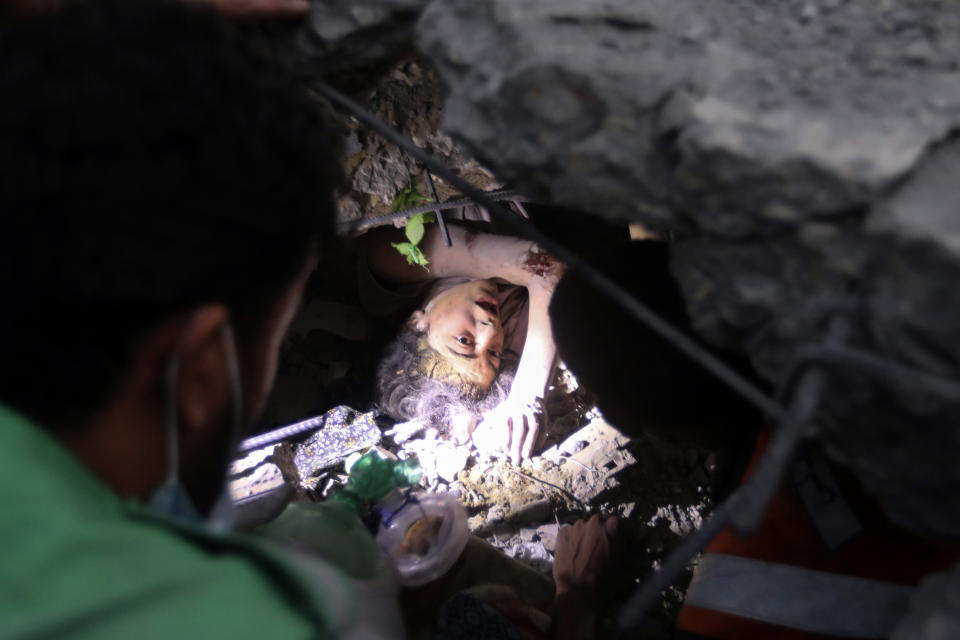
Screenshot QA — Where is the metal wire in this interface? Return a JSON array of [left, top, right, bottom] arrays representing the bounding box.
[[239, 413, 331, 452], [338, 189, 522, 232], [423, 170, 452, 248], [616, 318, 846, 633], [314, 81, 787, 422], [789, 344, 960, 402]]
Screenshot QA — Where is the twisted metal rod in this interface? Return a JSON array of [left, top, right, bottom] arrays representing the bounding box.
[[338, 190, 522, 232], [423, 170, 452, 248]]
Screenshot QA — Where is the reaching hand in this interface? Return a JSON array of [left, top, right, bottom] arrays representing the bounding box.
[[472, 395, 543, 463], [553, 514, 618, 596]]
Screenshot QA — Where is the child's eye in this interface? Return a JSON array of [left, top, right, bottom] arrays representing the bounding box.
[[456, 336, 474, 346], [488, 350, 501, 358]]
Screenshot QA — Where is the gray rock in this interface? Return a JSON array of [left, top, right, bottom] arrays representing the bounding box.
[[298, 0, 426, 77], [536, 523, 560, 552], [417, 0, 960, 537]]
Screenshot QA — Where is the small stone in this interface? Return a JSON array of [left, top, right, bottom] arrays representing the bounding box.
[[903, 40, 936, 65], [800, 1, 819, 22], [436, 445, 469, 483], [536, 523, 560, 552], [467, 514, 485, 533], [486, 505, 507, 526]]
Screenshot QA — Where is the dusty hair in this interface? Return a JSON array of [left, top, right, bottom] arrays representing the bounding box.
[[376, 326, 514, 433]]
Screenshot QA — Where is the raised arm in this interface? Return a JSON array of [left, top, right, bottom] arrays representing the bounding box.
[[363, 221, 563, 461], [360, 223, 542, 287]]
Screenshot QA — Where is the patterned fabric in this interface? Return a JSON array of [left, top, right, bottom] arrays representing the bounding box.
[[292, 405, 382, 483]]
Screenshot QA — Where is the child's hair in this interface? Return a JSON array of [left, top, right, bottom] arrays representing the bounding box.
[[376, 326, 514, 432]]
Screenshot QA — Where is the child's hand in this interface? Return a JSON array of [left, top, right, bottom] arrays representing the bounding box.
[[472, 394, 543, 463], [550, 514, 618, 640], [553, 514, 619, 596]]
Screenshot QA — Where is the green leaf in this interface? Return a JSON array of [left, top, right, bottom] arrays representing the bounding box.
[[391, 184, 432, 212], [404, 212, 436, 245], [391, 241, 416, 262], [391, 242, 430, 267], [405, 216, 425, 245]]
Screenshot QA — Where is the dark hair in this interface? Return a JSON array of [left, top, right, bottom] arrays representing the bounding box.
[[0, 0, 343, 425], [376, 326, 513, 433]]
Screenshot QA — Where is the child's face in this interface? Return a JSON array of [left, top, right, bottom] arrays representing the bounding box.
[[423, 279, 504, 390]]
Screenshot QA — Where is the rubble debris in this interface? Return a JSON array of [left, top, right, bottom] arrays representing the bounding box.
[[230, 445, 277, 476], [384, 419, 427, 444], [418, 0, 960, 537], [228, 462, 285, 502]]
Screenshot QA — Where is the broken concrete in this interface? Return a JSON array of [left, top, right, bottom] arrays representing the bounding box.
[[416, 0, 960, 537]]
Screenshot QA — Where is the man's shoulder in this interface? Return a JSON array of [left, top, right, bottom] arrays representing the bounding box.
[[0, 509, 329, 639]]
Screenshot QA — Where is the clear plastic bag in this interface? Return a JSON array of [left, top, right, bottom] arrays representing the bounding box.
[[375, 490, 469, 587]]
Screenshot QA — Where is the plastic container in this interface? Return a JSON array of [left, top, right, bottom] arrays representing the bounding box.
[[375, 489, 469, 587]]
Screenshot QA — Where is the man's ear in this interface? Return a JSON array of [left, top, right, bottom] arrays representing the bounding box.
[[407, 310, 429, 332], [176, 305, 232, 436]]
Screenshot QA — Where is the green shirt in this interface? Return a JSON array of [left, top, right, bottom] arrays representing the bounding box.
[[0, 404, 356, 639]]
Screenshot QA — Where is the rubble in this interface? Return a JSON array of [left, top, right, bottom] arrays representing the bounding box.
[[416, 0, 960, 538], [228, 461, 285, 501], [257, 348, 715, 620]]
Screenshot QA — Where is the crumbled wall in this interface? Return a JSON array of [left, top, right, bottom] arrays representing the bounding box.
[[414, 0, 960, 539]]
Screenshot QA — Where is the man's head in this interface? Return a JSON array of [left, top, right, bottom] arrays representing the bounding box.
[[0, 0, 341, 508]]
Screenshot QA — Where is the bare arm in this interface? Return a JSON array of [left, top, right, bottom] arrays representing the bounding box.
[[360, 223, 543, 287], [363, 221, 563, 460]]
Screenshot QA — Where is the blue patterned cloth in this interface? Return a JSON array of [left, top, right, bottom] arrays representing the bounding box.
[[293, 406, 381, 484]]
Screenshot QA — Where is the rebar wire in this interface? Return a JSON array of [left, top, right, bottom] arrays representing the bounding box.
[[616, 494, 738, 633], [314, 82, 787, 422], [617, 357, 833, 632], [790, 344, 960, 402], [423, 170, 453, 248], [339, 190, 522, 232], [618, 318, 846, 632], [730, 317, 850, 533], [238, 413, 330, 452]]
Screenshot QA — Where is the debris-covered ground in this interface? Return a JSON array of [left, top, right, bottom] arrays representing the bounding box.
[[245, 284, 722, 626], [230, 56, 728, 628]]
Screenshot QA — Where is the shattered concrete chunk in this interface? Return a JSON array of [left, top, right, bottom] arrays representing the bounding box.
[[230, 445, 276, 476], [229, 463, 285, 502], [418, 0, 960, 537]]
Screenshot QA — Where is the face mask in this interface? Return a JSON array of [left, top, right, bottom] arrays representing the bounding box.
[[147, 322, 244, 533]]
